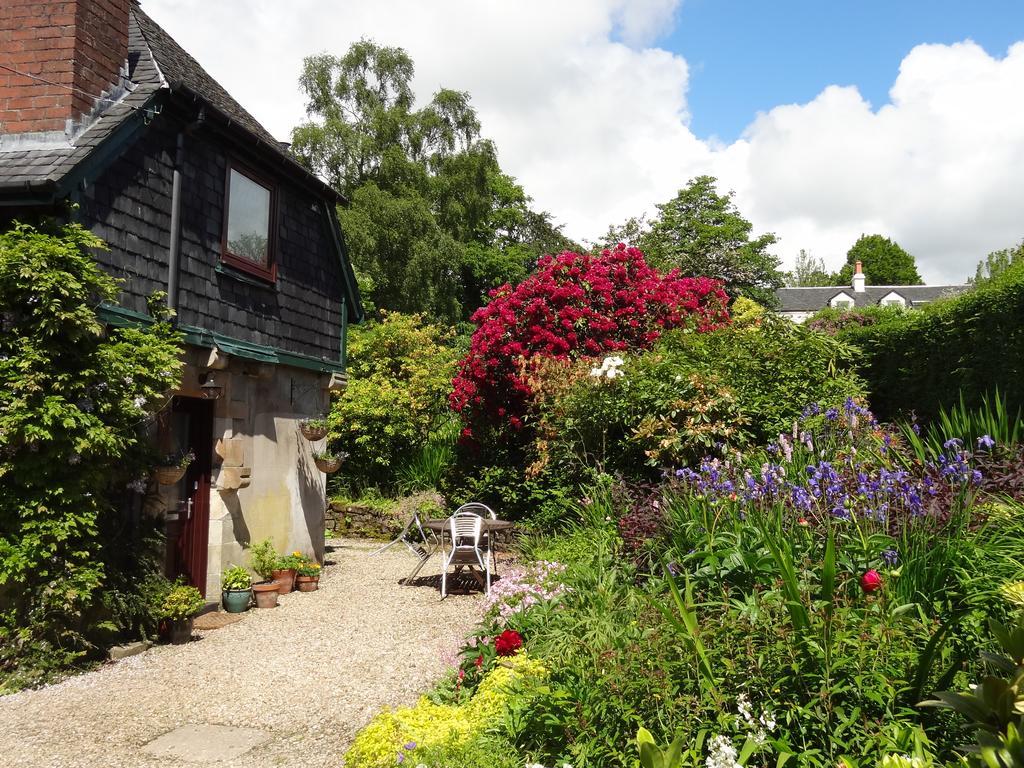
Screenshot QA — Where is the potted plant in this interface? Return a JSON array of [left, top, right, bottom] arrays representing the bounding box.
[[273, 551, 305, 594], [159, 582, 204, 644], [155, 448, 195, 486], [295, 559, 322, 592], [313, 449, 346, 474], [221, 565, 252, 613], [299, 416, 329, 442], [250, 538, 281, 608]]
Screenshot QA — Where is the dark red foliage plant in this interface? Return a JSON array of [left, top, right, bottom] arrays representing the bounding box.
[[450, 244, 730, 437]]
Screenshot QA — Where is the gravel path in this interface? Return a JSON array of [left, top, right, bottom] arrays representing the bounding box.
[[0, 539, 483, 767]]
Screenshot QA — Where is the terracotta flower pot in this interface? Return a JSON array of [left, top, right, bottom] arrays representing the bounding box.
[[299, 424, 329, 441], [252, 582, 279, 608], [168, 617, 194, 644], [272, 568, 296, 594], [155, 466, 186, 485], [296, 575, 319, 592]]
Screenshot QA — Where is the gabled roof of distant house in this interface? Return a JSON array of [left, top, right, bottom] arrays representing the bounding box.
[[776, 284, 969, 312], [0, 3, 362, 322]]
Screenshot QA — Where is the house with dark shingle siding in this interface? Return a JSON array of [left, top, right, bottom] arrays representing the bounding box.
[[0, 0, 363, 598], [776, 261, 968, 322]]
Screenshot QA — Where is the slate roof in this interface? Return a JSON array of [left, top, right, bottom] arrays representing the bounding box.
[[0, 3, 326, 200], [776, 284, 969, 312]]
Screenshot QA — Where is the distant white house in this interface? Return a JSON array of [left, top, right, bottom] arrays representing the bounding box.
[[776, 261, 969, 322]]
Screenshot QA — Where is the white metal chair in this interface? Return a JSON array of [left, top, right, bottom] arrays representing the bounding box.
[[452, 502, 500, 576], [452, 502, 496, 520], [440, 511, 491, 598]]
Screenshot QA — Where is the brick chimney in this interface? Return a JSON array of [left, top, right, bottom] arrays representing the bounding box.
[[0, 0, 131, 140], [852, 260, 866, 293]]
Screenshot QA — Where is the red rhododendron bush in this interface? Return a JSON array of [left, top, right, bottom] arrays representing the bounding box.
[[450, 244, 730, 436]]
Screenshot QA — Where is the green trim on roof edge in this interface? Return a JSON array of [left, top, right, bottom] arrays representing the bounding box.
[[98, 303, 347, 374]]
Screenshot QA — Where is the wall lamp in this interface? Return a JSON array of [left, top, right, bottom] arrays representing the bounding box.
[[199, 371, 223, 400]]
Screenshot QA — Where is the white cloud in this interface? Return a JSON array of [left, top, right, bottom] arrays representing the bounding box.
[[143, 1, 1024, 284]]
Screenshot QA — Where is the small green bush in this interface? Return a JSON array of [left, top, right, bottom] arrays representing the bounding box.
[[328, 312, 460, 494], [249, 539, 279, 581], [158, 584, 204, 621], [220, 565, 252, 591]]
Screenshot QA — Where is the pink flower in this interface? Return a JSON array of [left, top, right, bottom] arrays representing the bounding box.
[[860, 569, 883, 593]]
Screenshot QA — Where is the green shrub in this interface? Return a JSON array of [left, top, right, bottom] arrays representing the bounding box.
[[328, 312, 459, 494], [530, 317, 864, 483], [158, 583, 204, 621], [0, 220, 183, 686], [805, 304, 909, 336]]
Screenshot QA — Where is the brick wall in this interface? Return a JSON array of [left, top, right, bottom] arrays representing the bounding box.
[[0, 0, 129, 135]]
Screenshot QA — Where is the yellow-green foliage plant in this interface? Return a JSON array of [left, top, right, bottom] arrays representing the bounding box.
[[344, 654, 547, 768]]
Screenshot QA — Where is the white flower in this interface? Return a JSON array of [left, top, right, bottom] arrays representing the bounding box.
[[133, 395, 147, 409], [590, 355, 626, 379], [736, 693, 753, 724], [705, 735, 740, 768]]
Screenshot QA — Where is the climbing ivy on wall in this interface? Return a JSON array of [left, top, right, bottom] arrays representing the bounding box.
[[0, 221, 183, 687]]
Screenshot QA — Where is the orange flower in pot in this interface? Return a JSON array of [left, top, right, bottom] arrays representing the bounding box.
[[296, 560, 322, 592], [273, 551, 305, 594]]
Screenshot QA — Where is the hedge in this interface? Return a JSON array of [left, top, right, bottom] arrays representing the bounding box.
[[839, 266, 1024, 422]]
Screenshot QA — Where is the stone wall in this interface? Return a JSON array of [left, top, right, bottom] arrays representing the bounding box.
[[155, 345, 341, 598], [325, 491, 446, 540]]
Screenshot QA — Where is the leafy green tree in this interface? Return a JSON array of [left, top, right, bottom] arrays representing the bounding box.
[[834, 234, 922, 285], [589, 214, 648, 252], [0, 221, 182, 684], [973, 239, 1024, 286], [637, 176, 784, 306], [291, 40, 571, 322], [785, 249, 833, 286]]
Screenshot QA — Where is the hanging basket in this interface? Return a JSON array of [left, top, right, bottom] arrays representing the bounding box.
[[314, 456, 342, 474], [154, 465, 186, 485], [300, 423, 329, 441]]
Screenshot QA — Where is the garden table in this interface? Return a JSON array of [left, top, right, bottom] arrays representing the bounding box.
[[401, 517, 515, 585]]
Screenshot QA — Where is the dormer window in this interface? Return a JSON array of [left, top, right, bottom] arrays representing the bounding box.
[[222, 164, 276, 280]]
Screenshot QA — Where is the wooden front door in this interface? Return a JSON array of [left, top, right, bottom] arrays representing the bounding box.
[[170, 396, 214, 597]]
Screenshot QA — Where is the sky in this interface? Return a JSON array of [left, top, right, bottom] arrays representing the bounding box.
[[143, 0, 1024, 284]]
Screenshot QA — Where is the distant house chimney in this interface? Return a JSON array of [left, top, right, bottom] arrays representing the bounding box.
[[852, 260, 866, 293], [0, 0, 131, 141]]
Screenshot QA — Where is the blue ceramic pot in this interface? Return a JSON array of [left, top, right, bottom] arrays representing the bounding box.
[[222, 588, 251, 613]]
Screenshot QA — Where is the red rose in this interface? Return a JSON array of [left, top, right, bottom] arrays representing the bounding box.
[[474, 654, 483, 668], [860, 569, 882, 593], [494, 629, 523, 657]]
